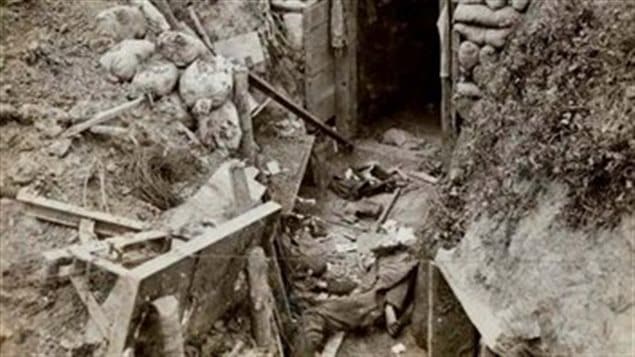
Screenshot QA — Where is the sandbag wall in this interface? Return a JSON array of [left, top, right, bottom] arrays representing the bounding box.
[[452, 0, 531, 121], [95, 3, 242, 152]]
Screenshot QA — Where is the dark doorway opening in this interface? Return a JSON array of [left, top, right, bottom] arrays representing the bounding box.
[[357, 0, 441, 136]]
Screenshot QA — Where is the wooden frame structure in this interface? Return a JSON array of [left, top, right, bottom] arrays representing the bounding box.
[[27, 194, 281, 356], [303, 0, 452, 141]]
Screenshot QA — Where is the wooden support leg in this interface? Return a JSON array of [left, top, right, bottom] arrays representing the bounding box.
[[230, 163, 253, 216], [247, 247, 275, 349], [105, 276, 140, 356], [234, 66, 258, 163]]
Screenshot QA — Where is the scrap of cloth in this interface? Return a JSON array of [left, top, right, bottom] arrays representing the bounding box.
[[301, 253, 418, 348]]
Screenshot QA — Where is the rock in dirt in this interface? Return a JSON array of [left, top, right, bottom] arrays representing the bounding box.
[[130, 0, 170, 34], [0, 103, 23, 125], [625, 85, 635, 100], [179, 56, 233, 109], [8, 157, 38, 185], [47, 139, 73, 158], [131, 60, 179, 97], [157, 31, 208, 68], [458, 40, 480, 70], [99, 39, 156, 82], [95, 6, 147, 41], [197, 100, 242, 151]]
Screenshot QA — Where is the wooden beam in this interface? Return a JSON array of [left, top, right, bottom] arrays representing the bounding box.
[[105, 276, 141, 356], [79, 219, 97, 243], [188, 6, 216, 54], [62, 97, 144, 138], [230, 163, 253, 216], [427, 261, 478, 357], [248, 73, 354, 150], [247, 247, 275, 348], [17, 190, 149, 236], [334, 0, 357, 138], [131, 202, 281, 280], [70, 246, 131, 277], [234, 66, 258, 163], [70, 276, 111, 338]]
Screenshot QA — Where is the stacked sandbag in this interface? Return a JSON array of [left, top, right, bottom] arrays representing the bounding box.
[[195, 100, 242, 151], [453, 0, 531, 118], [179, 56, 233, 109], [178, 56, 242, 152], [93, 4, 242, 155], [95, 6, 147, 41], [130, 0, 170, 34], [157, 31, 208, 68], [131, 60, 179, 97], [99, 39, 155, 81]]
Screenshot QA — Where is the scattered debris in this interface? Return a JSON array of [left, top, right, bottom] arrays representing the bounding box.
[[391, 342, 407, 355]]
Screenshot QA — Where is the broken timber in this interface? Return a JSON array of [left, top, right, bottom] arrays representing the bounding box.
[[248, 73, 354, 150], [247, 246, 276, 349], [62, 96, 145, 138], [98, 202, 282, 355], [17, 190, 149, 236]]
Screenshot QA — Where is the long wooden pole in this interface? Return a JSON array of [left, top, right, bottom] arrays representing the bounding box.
[[248, 73, 354, 150], [160, 2, 355, 151]]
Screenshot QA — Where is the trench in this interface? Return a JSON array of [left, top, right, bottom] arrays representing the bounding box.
[[358, 0, 442, 136]]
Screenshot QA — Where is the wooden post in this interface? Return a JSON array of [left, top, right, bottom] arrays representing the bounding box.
[[334, 0, 357, 139], [247, 247, 275, 349], [411, 262, 430, 348], [234, 66, 257, 163], [229, 163, 252, 216]]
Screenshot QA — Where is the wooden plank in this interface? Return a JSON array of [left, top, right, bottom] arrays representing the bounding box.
[[230, 164, 253, 215], [79, 219, 97, 243], [304, 0, 336, 124], [349, 0, 359, 137], [249, 74, 351, 149], [17, 190, 149, 236], [70, 276, 110, 338], [70, 246, 131, 277], [234, 66, 258, 163], [131, 202, 281, 280], [303, 0, 330, 32], [435, 249, 505, 353], [105, 276, 141, 356], [411, 262, 430, 348], [62, 97, 145, 138], [427, 261, 477, 357], [214, 31, 265, 67], [306, 42, 333, 75], [334, 0, 356, 138]]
